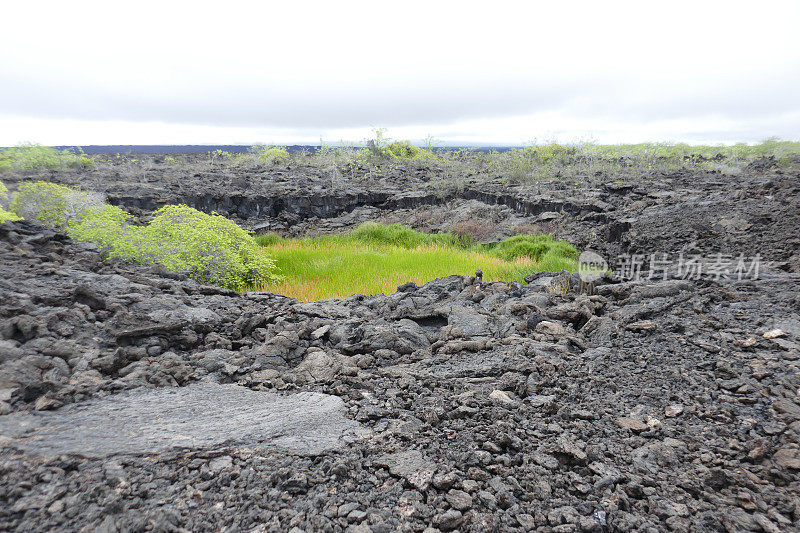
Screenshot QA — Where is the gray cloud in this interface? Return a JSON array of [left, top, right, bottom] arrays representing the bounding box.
[[2, 1, 799, 144], [0, 70, 595, 128], [3, 66, 798, 138]]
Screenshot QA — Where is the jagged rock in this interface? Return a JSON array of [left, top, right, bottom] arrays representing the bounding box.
[[488, 390, 516, 405], [294, 349, 356, 383], [535, 321, 567, 335], [445, 489, 472, 511], [446, 306, 491, 338], [763, 329, 786, 339], [664, 404, 684, 417], [374, 450, 436, 491], [773, 446, 800, 469], [616, 417, 649, 432]]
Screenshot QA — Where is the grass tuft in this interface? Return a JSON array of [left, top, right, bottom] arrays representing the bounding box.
[[252, 223, 579, 301]]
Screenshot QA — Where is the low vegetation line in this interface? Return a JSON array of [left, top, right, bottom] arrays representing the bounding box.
[[2, 136, 799, 188]]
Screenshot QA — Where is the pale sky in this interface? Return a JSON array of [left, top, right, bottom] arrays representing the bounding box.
[[1, 0, 799, 146]]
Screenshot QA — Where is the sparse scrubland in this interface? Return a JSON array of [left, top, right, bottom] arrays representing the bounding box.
[[4, 135, 797, 188], [0, 143, 93, 172]]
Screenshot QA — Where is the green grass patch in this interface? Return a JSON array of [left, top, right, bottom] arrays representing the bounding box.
[[252, 223, 578, 301], [346, 222, 471, 248]]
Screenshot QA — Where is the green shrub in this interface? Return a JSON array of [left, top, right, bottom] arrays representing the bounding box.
[[0, 209, 19, 222], [390, 141, 437, 161], [260, 148, 290, 164], [387, 141, 421, 158], [527, 144, 578, 165], [251, 145, 290, 165], [137, 205, 278, 290], [358, 130, 437, 163], [1, 144, 61, 170], [0, 144, 94, 171], [65, 149, 95, 169], [209, 149, 233, 163], [66, 205, 140, 258], [0, 181, 20, 222], [9, 181, 103, 227], [4, 179, 277, 290], [69, 203, 278, 290]]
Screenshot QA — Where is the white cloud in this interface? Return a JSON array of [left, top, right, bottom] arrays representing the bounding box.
[[1, 0, 798, 145]]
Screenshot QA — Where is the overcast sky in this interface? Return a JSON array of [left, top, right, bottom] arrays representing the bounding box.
[[1, 0, 799, 146]]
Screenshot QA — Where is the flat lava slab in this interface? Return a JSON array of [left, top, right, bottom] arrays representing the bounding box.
[[0, 383, 367, 458]]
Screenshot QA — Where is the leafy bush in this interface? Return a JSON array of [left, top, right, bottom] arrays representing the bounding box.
[[71, 203, 278, 290], [386, 141, 421, 158], [0, 182, 20, 222], [5, 180, 278, 290], [527, 144, 578, 165], [0, 144, 94, 171], [260, 148, 290, 164], [137, 205, 278, 290], [360, 131, 437, 162], [0, 209, 19, 222], [209, 149, 233, 164], [9, 181, 103, 227], [250, 145, 290, 165], [68, 204, 278, 289], [66, 205, 140, 258]]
